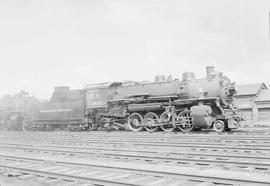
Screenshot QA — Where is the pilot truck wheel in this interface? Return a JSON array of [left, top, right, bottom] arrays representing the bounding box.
[[213, 120, 225, 133]]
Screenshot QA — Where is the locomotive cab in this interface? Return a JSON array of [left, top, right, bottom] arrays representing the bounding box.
[[85, 82, 123, 130]]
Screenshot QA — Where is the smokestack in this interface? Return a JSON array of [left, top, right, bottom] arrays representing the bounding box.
[[206, 66, 215, 80]]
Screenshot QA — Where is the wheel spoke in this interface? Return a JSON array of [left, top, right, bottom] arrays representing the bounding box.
[[128, 113, 143, 132], [143, 112, 159, 132], [159, 111, 174, 132], [177, 112, 193, 132]]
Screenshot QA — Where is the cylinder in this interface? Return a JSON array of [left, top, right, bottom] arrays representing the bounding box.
[[190, 105, 213, 128]]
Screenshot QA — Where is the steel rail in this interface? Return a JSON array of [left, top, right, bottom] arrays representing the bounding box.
[[0, 145, 269, 171], [0, 162, 143, 186], [1, 130, 270, 139], [1, 130, 270, 136], [1, 137, 270, 150], [1, 138, 270, 157], [0, 153, 269, 185], [0, 142, 268, 160], [2, 139, 270, 152], [1, 132, 270, 142], [0, 142, 269, 160]]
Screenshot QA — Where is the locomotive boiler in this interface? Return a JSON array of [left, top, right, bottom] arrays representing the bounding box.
[[85, 66, 240, 132]]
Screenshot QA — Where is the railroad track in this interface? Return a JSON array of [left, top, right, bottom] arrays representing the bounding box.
[[0, 151, 270, 185], [0, 143, 270, 175], [1, 137, 270, 155], [1, 130, 270, 185], [2, 132, 270, 145], [1, 140, 269, 157], [2, 131, 270, 144]]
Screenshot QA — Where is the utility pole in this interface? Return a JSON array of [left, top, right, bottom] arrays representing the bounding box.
[[269, 12, 270, 47]]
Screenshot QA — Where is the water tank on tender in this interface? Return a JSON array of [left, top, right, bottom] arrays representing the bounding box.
[[182, 72, 195, 81], [155, 75, 166, 83]]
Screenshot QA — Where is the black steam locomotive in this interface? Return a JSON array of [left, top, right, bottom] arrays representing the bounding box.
[[27, 66, 240, 132]]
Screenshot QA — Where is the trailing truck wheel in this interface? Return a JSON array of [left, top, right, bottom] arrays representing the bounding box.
[[159, 112, 174, 132], [128, 113, 143, 132], [177, 112, 193, 133], [143, 112, 159, 132], [213, 120, 225, 133]]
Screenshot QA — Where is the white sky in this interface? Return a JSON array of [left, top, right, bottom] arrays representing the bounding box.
[[0, 0, 270, 99]]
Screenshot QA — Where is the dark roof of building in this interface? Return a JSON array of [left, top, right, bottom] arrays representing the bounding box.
[[236, 83, 267, 96], [255, 89, 270, 102]]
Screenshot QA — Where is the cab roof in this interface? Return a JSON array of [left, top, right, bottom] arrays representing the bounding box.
[[85, 82, 122, 90]]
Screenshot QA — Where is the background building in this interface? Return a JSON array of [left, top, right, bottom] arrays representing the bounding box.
[[234, 83, 270, 126], [255, 89, 270, 123]]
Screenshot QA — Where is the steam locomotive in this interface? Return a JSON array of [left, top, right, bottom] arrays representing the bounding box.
[[0, 91, 37, 131], [27, 66, 240, 132]]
